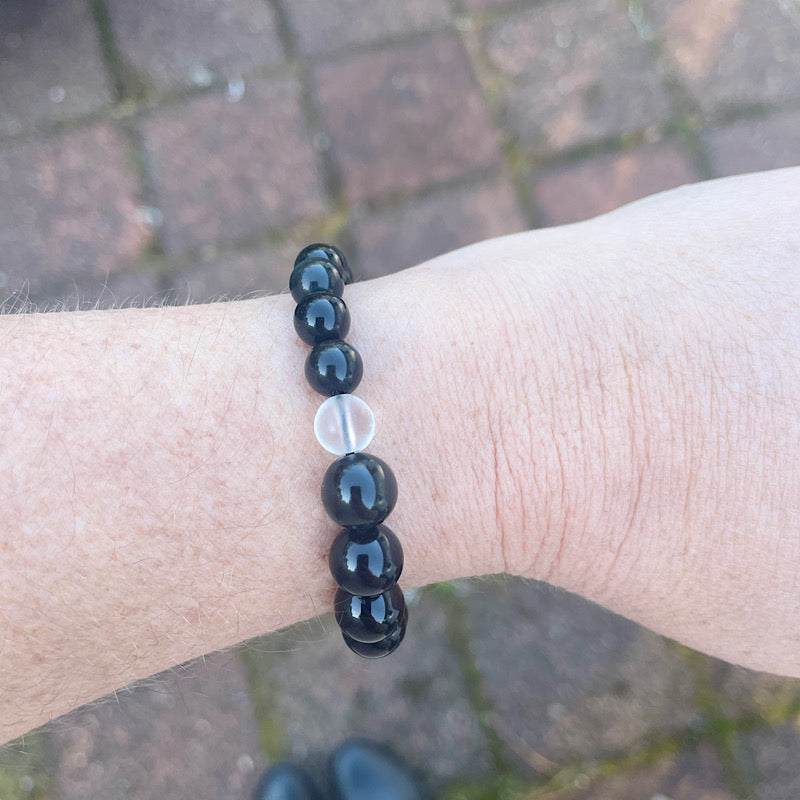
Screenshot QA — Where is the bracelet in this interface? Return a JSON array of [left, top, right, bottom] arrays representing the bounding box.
[[290, 244, 407, 659]]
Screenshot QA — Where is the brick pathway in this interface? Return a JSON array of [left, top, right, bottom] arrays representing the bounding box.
[[1, 1, 799, 798]]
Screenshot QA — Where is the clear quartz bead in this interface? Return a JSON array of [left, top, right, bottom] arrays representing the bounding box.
[[314, 394, 375, 455]]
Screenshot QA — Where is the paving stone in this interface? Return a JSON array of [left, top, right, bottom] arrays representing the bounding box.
[[240, 590, 491, 792], [106, 0, 283, 93], [45, 650, 264, 800], [704, 110, 800, 178], [0, 0, 112, 135], [17, 267, 164, 313], [485, 0, 673, 153], [164, 239, 306, 304], [734, 722, 800, 800], [314, 35, 502, 204], [643, 0, 800, 117], [707, 659, 800, 723], [0, 124, 153, 303], [462, 576, 699, 768], [286, 0, 452, 57], [353, 176, 527, 278], [140, 77, 326, 256], [532, 142, 699, 226]]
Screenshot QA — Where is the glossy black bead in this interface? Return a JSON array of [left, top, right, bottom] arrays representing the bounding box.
[[289, 258, 344, 303], [334, 584, 405, 643], [293, 293, 350, 345], [329, 524, 404, 597], [321, 452, 398, 527], [341, 605, 408, 659], [305, 339, 363, 396], [294, 243, 353, 285]]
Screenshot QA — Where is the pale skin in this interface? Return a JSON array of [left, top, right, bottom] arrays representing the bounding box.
[[0, 167, 798, 745]]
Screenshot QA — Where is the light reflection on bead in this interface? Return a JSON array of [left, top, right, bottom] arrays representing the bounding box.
[[314, 394, 375, 455]]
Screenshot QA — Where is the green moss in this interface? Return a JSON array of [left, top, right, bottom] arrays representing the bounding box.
[[237, 644, 287, 762], [0, 732, 51, 800]]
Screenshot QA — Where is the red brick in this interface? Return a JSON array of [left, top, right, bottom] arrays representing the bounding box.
[[314, 35, 502, 204], [533, 143, 699, 226], [106, 0, 283, 93], [643, 0, 800, 117], [0, 0, 112, 135], [141, 77, 326, 256], [286, 0, 452, 57], [485, 0, 673, 153], [32, 268, 164, 313], [704, 110, 800, 178], [0, 124, 152, 303], [166, 239, 306, 304], [353, 176, 527, 278], [47, 651, 264, 800]]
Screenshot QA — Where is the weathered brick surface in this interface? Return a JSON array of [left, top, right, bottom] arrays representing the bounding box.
[[241, 591, 491, 791], [0, 0, 112, 135], [286, 0, 452, 57], [708, 660, 800, 723], [533, 142, 699, 226], [141, 77, 326, 256], [462, 577, 699, 768], [551, 744, 736, 800], [32, 267, 164, 313], [0, 124, 152, 303], [46, 651, 264, 800], [485, 0, 673, 153], [106, 0, 283, 93], [353, 176, 527, 278], [644, 0, 800, 117], [314, 35, 501, 204], [704, 109, 800, 178], [734, 724, 800, 800], [165, 239, 305, 304]]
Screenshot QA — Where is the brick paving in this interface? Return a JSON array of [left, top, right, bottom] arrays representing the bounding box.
[[313, 35, 501, 203], [484, 0, 674, 153], [532, 142, 700, 226], [0, 1, 799, 799], [0, 0, 111, 135], [105, 0, 283, 94]]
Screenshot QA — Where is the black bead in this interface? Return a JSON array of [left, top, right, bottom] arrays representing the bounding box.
[[294, 293, 350, 345], [329, 524, 404, 597], [341, 605, 407, 659], [305, 340, 363, 396], [334, 584, 405, 643], [294, 243, 352, 285], [289, 258, 344, 303], [321, 452, 398, 527]]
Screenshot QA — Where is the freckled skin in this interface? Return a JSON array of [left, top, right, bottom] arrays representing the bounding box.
[[0, 168, 799, 742]]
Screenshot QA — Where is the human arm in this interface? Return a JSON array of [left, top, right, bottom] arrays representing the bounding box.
[[1, 167, 798, 743]]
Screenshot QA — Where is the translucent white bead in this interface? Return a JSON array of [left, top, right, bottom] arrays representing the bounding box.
[[314, 394, 375, 455]]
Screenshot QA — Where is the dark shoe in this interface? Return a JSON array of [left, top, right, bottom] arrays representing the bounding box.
[[329, 739, 428, 800], [253, 763, 322, 800]]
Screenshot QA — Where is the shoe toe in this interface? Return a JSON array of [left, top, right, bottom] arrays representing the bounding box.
[[330, 739, 427, 800], [253, 763, 321, 800]]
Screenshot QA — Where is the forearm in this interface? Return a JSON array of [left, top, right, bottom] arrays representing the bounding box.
[[0, 168, 798, 743], [0, 258, 509, 742]]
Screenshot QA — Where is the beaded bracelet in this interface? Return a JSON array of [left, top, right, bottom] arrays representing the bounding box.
[[289, 244, 407, 659]]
